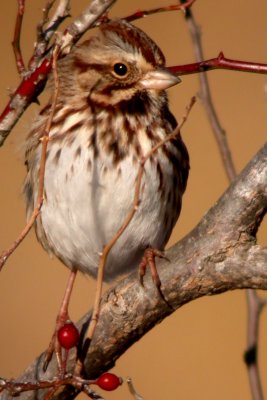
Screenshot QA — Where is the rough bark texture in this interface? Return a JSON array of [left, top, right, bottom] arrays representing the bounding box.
[[0, 143, 266, 400]]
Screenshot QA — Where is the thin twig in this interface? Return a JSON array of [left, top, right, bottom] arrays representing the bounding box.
[[82, 384, 105, 399], [12, 0, 26, 75], [43, 386, 58, 400], [44, 0, 71, 39], [106, 0, 196, 23], [169, 52, 267, 76], [30, 0, 71, 71], [182, 12, 236, 180], [83, 96, 196, 353], [182, 4, 266, 399], [244, 290, 267, 400], [0, 375, 105, 397], [36, 0, 56, 42], [60, 0, 117, 54], [0, 43, 60, 271], [35, 0, 57, 61], [127, 377, 144, 400]]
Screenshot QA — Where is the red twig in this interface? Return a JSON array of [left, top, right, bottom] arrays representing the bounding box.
[[96, 0, 195, 25], [169, 52, 267, 76], [123, 0, 196, 23], [0, 56, 52, 146], [12, 0, 26, 75]]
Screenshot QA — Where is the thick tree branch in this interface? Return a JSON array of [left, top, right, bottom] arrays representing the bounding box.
[[0, 143, 265, 400]]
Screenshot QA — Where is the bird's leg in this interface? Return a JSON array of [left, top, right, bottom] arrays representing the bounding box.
[[138, 248, 167, 289], [43, 268, 77, 373], [139, 248, 173, 309]]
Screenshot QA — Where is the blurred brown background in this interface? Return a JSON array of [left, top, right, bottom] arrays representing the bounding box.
[[0, 1, 266, 399]]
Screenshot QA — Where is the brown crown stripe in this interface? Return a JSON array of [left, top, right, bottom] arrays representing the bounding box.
[[101, 20, 165, 67]]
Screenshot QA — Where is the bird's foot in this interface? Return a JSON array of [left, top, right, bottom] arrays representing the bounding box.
[[138, 248, 168, 289], [139, 248, 173, 309]]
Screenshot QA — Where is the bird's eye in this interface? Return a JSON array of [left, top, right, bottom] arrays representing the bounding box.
[[113, 63, 128, 77]]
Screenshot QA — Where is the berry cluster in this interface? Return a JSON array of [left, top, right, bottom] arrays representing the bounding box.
[[57, 322, 122, 391]]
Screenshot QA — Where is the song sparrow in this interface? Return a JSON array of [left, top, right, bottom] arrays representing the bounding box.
[[24, 19, 189, 283]]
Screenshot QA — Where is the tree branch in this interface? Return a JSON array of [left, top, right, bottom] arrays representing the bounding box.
[[0, 143, 265, 400]]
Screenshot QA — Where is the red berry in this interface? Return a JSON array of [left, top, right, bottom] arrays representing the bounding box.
[[57, 321, 79, 349], [95, 373, 122, 391]]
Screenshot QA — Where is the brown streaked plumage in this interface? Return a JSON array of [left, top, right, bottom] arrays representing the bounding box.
[[24, 19, 189, 281]]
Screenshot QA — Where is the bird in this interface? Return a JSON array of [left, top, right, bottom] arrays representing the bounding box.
[[23, 19, 189, 337], [24, 19, 189, 283]]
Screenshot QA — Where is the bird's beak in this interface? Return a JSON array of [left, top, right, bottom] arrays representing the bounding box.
[[139, 69, 181, 91]]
